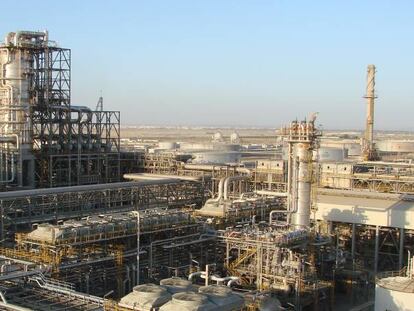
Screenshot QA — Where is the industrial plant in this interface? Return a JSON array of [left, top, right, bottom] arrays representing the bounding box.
[[0, 30, 413, 311]]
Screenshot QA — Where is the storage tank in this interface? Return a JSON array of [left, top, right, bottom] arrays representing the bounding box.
[[198, 285, 244, 311], [192, 152, 241, 164], [160, 277, 194, 294], [158, 142, 178, 150], [119, 284, 171, 311], [320, 140, 361, 156], [315, 147, 347, 162], [376, 140, 414, 153], [375, 276, 414, 311], [160, 292, 216, 311]]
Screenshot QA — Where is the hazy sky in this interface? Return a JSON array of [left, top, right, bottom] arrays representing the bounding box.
[[1, 1, 413, 130]]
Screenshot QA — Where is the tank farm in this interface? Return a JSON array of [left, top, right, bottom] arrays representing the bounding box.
[[0, 30, 413, 311]]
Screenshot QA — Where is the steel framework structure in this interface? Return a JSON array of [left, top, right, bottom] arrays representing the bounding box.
[[0, 180, 207, 241], [30, 46, 120, 187]]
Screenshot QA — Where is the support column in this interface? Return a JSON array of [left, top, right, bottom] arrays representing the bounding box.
[[351, 223, 356, 260], [374, 226, 380, 274], [399, 228, 405, 270]]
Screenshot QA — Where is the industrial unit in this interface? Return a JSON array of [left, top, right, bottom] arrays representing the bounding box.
[[0, 30, 413, 311]]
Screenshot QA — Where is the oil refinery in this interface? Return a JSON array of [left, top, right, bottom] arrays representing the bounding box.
[[0, 30, 413, 311]]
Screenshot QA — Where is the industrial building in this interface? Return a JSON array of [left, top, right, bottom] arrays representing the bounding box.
[[0, 30, 413, 311]]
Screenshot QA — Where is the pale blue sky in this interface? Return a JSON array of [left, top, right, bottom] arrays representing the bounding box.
[[1, 1, 413, 129]]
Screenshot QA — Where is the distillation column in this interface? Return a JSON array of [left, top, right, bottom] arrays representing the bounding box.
[[0, 31, 47, 187], [294, 143, 312, 228], [280, 114, 320, 228]]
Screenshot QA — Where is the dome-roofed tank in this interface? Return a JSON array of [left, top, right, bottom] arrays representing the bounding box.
[[119, 283, 171, 310], [160, 277, 194, 294], [159, 292, 215, 311], [198, 285, 244, 311]]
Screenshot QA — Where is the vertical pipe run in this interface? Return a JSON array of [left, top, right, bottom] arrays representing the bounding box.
[[399, 228, 405, 270], [351, 223, 356, 260], [374, 226, 380, 274], [136, 211, 140, 285]]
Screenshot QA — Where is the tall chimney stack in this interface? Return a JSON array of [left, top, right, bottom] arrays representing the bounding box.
[[363, 64, 377, 160]]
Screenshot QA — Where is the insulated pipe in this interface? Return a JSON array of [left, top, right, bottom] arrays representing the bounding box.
[[269, 210, 291, 225], [188, 271, 205, 282], [123, 173, 207, 182], [210, 177, 226, 202], [0, 154, 15, 184], [210, 275, 240, 286], [0, 135, 18, 183], [223, 175, 250, 200], [255, 190, 288, 197], [226, 277, 240, 287]]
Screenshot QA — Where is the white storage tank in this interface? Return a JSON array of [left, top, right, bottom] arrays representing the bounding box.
[[192, 151, 241, 164], [315, 147, 347, 162], [119, 284, 172, 310], [198, 285, 244, 311], [375, 276, 414, 311], [320, 140, 361, 156], [376, 140, 414, 153], [160, 277, 194, 294], [160, 292, 216, 311], [158, 142, 178, 150]]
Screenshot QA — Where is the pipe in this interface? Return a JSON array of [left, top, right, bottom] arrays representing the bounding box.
[[0, 291, 32, 311], [255, 190, 288, 197], [0, 153, 13, 184], [210, 275, 240, 286], [188, 271, 205, 282], [269, 210, 291, 225], [226, 277, 240, 287], [210, 177, 226, 202], [0, 302, 32, 311], [0, 179, 189, 200], [123, 173, 207, 182], [223, 175, 250, 200]]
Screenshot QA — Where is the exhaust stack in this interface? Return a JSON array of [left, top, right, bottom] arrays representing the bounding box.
[[363, 64, 378, 161]]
